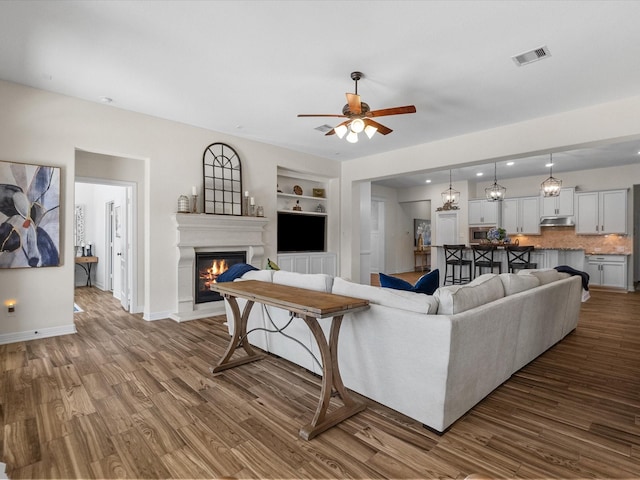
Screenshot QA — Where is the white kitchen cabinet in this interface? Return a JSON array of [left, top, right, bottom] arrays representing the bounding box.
[[468, 199, 498, 225], [541, 187, 574, 217], [584, 254, 627, 289], [501, 196, 540, 235], [575, 189, 627, 235], [277, 252, 336, 275]]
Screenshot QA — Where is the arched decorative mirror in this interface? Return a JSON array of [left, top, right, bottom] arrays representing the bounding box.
[[203, 143, 243, 215]]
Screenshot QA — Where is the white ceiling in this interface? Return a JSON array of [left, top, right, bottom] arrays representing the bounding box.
[[1, 0, 640, 184]]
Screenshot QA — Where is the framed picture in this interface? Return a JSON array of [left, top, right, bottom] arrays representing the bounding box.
[[0, 160, 61, 268], [414, 218, 431, 246]]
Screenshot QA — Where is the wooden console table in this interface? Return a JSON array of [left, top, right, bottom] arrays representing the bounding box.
[[75, 256, 98, 287], [414, 249, 431, 272], [210, 280, 369, 440]]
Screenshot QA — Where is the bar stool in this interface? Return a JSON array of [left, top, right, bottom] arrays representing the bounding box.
[[506, 245, 537, 272], [472, 244, 502, 277], [443, 244, 473, 285]]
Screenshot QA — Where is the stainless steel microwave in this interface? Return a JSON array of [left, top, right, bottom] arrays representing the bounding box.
[[469, 226, 492, 244]]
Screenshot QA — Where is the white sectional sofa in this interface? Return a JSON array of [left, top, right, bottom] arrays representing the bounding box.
[[223, 268, 583, 433]]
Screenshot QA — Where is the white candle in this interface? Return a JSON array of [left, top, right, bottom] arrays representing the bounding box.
[[245, 190, 249, 197], [192, 186, 197, 196], [250, 197, 255, 205]]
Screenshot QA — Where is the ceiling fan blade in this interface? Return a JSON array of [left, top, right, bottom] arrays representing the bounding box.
[[325, 120, 350, 136], [346, 93, 362, 114], [365, 118, 392, 135], [297, 114, 347, 118], [368, 105, 417, 117]]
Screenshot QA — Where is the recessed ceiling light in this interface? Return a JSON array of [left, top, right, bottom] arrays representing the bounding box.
[[100, 97, 113, 104], [545, 162, 554, 168], [425, 179, 431, 183], [476, 172, 483, 177], [506, 161, 514, 166]]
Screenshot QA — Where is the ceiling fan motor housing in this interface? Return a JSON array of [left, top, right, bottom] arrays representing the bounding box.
[[342, 102, 370, 117]]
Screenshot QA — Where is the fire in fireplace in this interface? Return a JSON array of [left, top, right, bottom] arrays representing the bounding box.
[[195, 251, 246, 304]]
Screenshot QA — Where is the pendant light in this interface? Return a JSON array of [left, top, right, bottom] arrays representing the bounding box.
[[541, 153, 562, 197], [441, 170, 460, 206], [485, 163, 507, 201]]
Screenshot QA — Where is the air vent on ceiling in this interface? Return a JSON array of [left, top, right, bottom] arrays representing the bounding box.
[[315, 124, 333, 133], [512, 45, 551, 66]]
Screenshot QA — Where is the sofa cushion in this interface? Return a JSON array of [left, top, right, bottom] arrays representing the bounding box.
[[499, 273, 540, 296], [379, 269, 440, 295], [518, 268, 565, 285], [272, 270, 333, 292], [434, 273, 505, 315], [332, 277, 439, 314], [238, 269, 274, 282], [217, 263, 258, 282]]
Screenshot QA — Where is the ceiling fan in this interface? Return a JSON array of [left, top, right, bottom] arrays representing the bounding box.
[[297, 71, 417, 143]]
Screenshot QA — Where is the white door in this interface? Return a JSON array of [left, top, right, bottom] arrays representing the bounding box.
[[118, 190, 130, 311], [105, 201, 115, 291], [436, 212, 458, 245], [370, 199, 385, 273]]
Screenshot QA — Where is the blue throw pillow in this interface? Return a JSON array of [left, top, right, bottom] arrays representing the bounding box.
[[413, 269, 440, 295], [217, 263, 258, 283], [379, 269, 439, 295]]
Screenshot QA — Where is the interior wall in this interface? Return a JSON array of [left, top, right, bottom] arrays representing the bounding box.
[[0, 79, 339, 338]]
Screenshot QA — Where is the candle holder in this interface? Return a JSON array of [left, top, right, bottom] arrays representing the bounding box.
[[243, 196, 249, 216], [191, 195, 198, 214]]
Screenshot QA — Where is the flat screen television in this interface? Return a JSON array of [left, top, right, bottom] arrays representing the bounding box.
[[277, 212, 326, 252]]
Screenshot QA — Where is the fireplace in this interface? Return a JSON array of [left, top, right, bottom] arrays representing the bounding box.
[[195, 251, 246, 304], [171, 213, 268, 322]]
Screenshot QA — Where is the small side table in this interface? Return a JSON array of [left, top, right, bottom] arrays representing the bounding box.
[[75, 256, 98, 287], [414, 249, 431, 272]]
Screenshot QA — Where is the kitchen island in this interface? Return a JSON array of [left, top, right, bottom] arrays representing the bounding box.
[[431, 245, 587, 285]]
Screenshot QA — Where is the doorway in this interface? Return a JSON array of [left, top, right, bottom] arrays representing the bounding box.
[[74, 180, 135, 312]]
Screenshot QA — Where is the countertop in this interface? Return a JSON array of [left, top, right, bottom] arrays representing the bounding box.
[[432, 245, 630, 255]]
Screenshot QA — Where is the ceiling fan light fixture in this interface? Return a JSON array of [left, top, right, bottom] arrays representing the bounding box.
[[334, 124, 348, 139], [298, 71, 416, 144], [541, 153, 562, 197], [350, 118, 365, 133], [485, 163, 507, 201], [364, 124, 377, 139]]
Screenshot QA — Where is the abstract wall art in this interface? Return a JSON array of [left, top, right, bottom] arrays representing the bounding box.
[[0, 160, 61, 268]]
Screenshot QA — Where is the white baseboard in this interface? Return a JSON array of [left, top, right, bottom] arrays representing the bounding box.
[[143, 310, 174, 321], [0, 324, 77, 345]]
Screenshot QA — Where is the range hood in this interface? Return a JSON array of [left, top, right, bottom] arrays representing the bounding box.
[[540, 216, 575, 227]]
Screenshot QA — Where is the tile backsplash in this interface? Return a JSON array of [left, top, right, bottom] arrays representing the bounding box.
[[510, 227, 632, 254]]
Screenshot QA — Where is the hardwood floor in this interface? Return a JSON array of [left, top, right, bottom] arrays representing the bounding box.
[[1, 284, 639, 478]]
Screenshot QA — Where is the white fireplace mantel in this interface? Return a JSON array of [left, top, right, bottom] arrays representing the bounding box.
[[170, 213, 269, 322]]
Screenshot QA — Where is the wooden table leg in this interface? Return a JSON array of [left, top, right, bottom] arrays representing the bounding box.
[[210, 294, 265, 374], [298, 314, 366, 440]]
